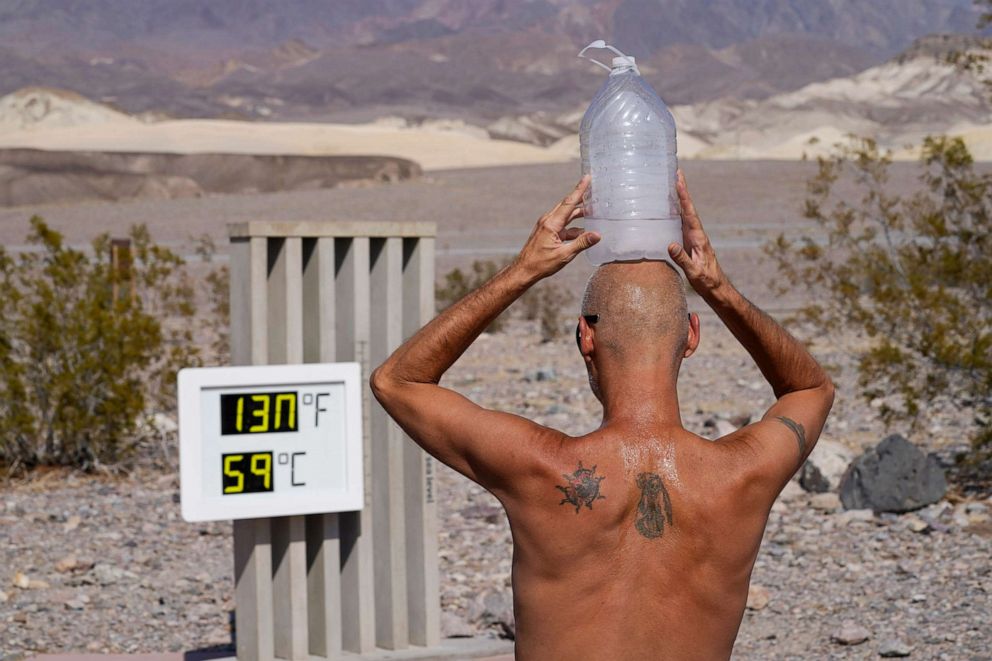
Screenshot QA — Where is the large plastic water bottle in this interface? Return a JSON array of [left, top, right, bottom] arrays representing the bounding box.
[[578, 40, 681, 265]]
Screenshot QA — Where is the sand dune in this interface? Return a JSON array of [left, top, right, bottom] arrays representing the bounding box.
[[0, 92, 572, 171], [3, 53, 992, 178]]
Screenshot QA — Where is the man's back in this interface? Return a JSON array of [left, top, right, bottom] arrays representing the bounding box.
[[371, 172, 833, 659], [505, 425, 769, 660]]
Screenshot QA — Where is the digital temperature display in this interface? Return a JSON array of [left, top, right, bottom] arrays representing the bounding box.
[[178, 363, 364, 522], [220, 392, 298, 435], [222, 452, 273, 494]]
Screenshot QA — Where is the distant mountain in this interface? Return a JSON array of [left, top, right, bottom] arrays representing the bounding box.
[[671, 34, 992, 160], [0, 0, 980, 56], [611, 0, 981, 56], [3, 34, 991, 168], [0, 0, 985, 121], [488, 34, 992, 160]]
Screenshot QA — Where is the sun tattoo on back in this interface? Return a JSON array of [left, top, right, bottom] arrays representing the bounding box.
[[556, 461, 606, 513]]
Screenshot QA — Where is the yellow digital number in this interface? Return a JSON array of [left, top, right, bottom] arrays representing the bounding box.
[[275, 393, 295, 430], [251, 453, 272, 490], [249, 394, 270, 432], [224, 454, 245, 493], [236, 396, 244, 432]]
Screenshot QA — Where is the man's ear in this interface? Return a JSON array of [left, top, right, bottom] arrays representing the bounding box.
[[684, 312, 700, 359], [578, 315, 596, 360]]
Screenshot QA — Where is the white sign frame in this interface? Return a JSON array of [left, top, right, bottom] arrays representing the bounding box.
[[178, 362, 364, 522]]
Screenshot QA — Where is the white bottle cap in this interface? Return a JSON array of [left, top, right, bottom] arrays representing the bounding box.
[[579, 40, 640, 75]]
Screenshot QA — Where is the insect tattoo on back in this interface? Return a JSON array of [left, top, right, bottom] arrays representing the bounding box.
[[635, 472, 674, 539], [556, 461, 606, 513]]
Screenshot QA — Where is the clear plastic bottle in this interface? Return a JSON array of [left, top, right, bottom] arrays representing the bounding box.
[[578, 41, 681, 265]]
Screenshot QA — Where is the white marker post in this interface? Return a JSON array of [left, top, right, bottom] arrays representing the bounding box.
[[180, 222, 440, 661]]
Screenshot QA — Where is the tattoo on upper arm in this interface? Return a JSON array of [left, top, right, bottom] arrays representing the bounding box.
[[635, 472, 674, 539], [556, 461, 606, 513], [774, 416, 807, 460]]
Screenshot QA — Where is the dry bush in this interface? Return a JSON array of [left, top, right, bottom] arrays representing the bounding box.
[[0, 218, 204, 472], [436, 260, 510, 333], [766, 137, 991, 459], [521, 281, 572, 342], [437, 260, 574, 340], [194, 234, 230, 363]]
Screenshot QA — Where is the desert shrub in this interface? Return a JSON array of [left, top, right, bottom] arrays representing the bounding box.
[[766, 137, 991, 457], [521, 281, 572, 342], [436, 260, 575, 340], [436, 260, 509, 333], [194, 234, 231, 363], [0, 218, 201, 472], [947, 1, 992, 86]]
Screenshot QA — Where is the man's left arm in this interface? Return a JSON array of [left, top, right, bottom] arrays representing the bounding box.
[[370, 176, 599, 494]]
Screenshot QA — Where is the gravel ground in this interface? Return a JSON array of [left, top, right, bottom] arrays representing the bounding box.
[[1, 161, 990, 658], [1, 315, 990, 660]]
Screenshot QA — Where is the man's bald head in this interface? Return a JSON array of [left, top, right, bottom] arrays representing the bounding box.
[[581, 261, 689, 367]]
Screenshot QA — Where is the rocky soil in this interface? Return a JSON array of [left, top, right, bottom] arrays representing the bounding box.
[[2, 317, 990, 660]]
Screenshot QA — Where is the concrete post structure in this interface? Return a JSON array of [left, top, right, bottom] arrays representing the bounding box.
[[228, 221, 440, 660]]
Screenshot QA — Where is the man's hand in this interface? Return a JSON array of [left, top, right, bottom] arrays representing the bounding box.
[[372, 177, 601, 493], [513, 175, 600, 282], [662, 171, 834, 498], [667, 170, 728, 297]]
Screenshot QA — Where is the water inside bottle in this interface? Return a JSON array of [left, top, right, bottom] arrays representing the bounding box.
[[578, 43, 681, 265]]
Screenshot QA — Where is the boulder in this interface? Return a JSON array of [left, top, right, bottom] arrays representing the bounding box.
[[745, 584, 770, 610], [839, 435, 946, 513], [702, 416, 738, 439], [441, 611, 476, 638], [878, 638, 913, 657], [798, 462, 830, 493], [800, 439, 855, 492], [831, 621, 870, 645], [472, 589, 515, 639], [809, 492, 842, 512]]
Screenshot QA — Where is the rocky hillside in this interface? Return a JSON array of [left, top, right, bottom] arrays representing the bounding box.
[[0, 0, 980, 57], [672, 35, 992, 159], [0, 148, 420, 207], [0, 87, 137, 131], [0, 1, 984, 122], [493, 35, 992, 161]]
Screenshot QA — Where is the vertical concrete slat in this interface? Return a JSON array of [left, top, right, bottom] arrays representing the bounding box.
[[234, 519, 275, 661], [231, 236, 274, 661], [302, 238, 336, 365], [282, 236, 304, 364], [229, 238, 252, 368], [271, 516, 308, 660], [305, 512, 342, 659], [369, 237, 409, 650], [401, 237, 440, 647], [266, 238, 287, 364], [303, 237, 343, 660], [270, 237, 308, 660], [334, 237, 377, 654], [250, 236, 269, 365]]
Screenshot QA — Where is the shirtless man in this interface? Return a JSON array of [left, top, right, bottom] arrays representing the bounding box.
[[371, 172, 834, 660]]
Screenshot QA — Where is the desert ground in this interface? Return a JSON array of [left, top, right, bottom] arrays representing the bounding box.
[[0, 159, 928, 308], [1, 160, 990, 659]]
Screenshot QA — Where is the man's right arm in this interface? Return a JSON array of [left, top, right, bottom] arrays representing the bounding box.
[[668, 172, 834, 492]]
